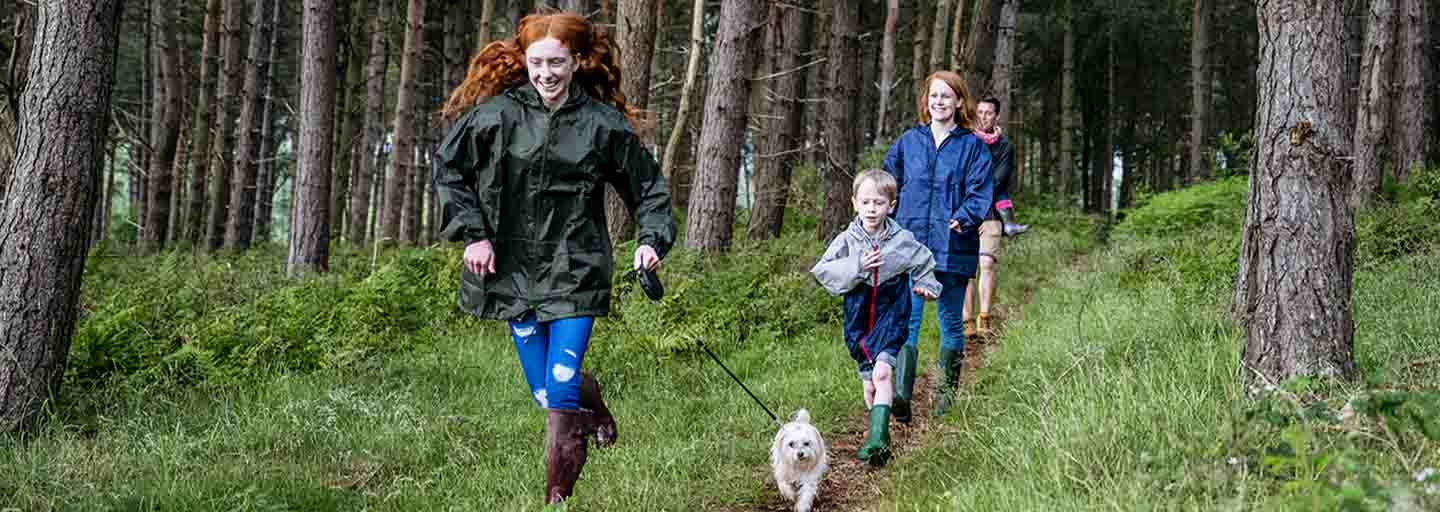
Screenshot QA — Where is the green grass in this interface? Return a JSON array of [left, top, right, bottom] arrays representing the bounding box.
[[3, 176, 1437, 510]]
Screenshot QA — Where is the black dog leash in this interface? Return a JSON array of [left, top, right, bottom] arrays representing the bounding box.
[[695, 337, 782, 426]]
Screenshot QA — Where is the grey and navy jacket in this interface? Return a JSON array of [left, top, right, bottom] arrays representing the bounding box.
[[811, 217, 942, 354]]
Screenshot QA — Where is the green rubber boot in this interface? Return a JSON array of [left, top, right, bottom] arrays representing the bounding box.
[[856, 404, 893, 467], [892, 345, 918, 423], [932, 348, 963, 417]]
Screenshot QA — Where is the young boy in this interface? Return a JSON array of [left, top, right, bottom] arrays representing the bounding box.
[[810, 169, 941, 467]]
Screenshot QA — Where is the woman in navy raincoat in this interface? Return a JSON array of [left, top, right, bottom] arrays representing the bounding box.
[[882, 70, 994, 419]]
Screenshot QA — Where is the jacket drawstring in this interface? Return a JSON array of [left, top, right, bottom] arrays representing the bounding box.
[[859, 243, 879, 363]]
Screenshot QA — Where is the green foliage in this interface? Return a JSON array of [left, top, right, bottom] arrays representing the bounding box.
[[69, 245, 470, 387], [1213, 130, 1254, 178], [1116, 175, 1248, 237], [598, 233, 837, 355]]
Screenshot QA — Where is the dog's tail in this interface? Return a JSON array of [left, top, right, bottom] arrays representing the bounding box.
[[791, 409, 810, 424]]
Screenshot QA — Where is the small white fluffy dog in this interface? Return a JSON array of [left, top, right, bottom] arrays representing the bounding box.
[[770, 409, 829, 512]]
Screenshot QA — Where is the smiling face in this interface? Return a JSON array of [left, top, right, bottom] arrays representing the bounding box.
[[977, 100, 998, 132], [927, 79, 959, 125], [525, 36, 578, 110], [852, 178, 896, 234]]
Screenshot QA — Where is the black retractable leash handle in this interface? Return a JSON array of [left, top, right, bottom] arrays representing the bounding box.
[[695, 337, 782, 426]]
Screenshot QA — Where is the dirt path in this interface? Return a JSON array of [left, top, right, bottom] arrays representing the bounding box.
[[734, 304, 1017, 512]]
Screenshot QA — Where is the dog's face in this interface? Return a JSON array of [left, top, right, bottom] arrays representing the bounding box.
[[772, 421, 826, 472]]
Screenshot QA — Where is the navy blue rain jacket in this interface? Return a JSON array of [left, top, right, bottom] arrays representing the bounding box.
[[883, 125, 995, 276]]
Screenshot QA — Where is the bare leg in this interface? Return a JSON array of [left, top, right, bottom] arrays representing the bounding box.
[[963, 279, 976, 321], [863, 379, 875, 409], [978, 255, 998, 316], [872, 362, 894, 407]]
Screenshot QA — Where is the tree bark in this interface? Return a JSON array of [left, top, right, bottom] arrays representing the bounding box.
[[1393, 0, 1430, 180], [949, 0, 966, 70], [928, 0, 951, 71], [382, 0, 425, 245], [748, 0, 812, 241], [184, 0, 222, 244], [685, 0, 761, 253], [207, 0, 246, 251], [1351, 0, 1396, 211], [910, 0, 927, 124], [608, 0, 659, 246], [224, 0, 274, 250], [1188, 0, 1213, 182], [1058, 0, 1075, 207], [330, 0, 368, 242], [817, 0, 859, 242], [476, 0, 496, 51], [348, 0, 389, 246], [959, 0, 1001, 97], [0, 0, 122, 434], [660, 0, 705, 191], [991, 0, 1019, 122], [874, 0, 898, 142], [290, 0, 337, 276], [1233, 0, 1357, 387], [143, 0, 182, 250], [253, 0, 284, 242]]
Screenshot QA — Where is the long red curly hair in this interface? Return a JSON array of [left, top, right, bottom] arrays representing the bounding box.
[[915, 71, 976, 130], [441, 12, 641, 130]]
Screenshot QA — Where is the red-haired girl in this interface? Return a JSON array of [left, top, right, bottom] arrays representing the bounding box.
[[434, 12, 675, 505]]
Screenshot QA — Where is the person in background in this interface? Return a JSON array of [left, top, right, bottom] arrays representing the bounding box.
[[964, 97, 1029, 339]]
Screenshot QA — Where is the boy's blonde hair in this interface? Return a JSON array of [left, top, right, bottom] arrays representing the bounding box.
[[853, 169, 897, 201]]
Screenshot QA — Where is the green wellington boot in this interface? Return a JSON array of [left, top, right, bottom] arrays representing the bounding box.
[[931, 348, 964, 417], [892, 345, 918, 423], [856, 404, 893, 467]]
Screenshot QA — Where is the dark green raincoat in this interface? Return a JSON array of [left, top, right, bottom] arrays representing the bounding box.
[[434, 82, 676, 322]]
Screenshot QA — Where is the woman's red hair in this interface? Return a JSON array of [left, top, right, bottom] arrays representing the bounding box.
[[915, 71, 976, 130], [441, 12, 642, 130]]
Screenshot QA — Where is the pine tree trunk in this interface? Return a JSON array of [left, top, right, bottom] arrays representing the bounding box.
[[992, 0, 1019, 121], [253, 0, 284, 242], [348, 0, 388, 246], [607, 0, 659, 246], [143, 0, 182, 250], [960, 0, 1001, 97], [225, 0, 274, 251], [1102, 6, 1114, 213], [749, 0, 812, 241], [1351, 0, 1396, 211], [330, 0, 369, 242], [910, 0, 927, 124], [0, 0, 122, 434], [207, 0, 247, 250], [1058, 0, 1076, 207], [1233, 0, 1357, 387], [476, 0, 496, 50], [383, 0, 426, 245], [928, 0, 951, 72], [290, 0, 338, 276], [184, 0, 221, 244], [1393, 0, 1430, 179], [685, 0, 761, 253], [874, 0, 898, 143], [817, 0, 859, 242], [1188, 0, 1213, 182], [660, 0, 705, 191], [949, 0, 966, 69]]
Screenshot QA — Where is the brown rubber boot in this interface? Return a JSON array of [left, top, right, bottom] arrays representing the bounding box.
[[963, 318, 977, 339], [545, 409, 592, 505], [579, 371, 617, 447]]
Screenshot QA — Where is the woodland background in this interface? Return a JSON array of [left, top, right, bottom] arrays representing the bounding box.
[[1, 0, 1439, 509]]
